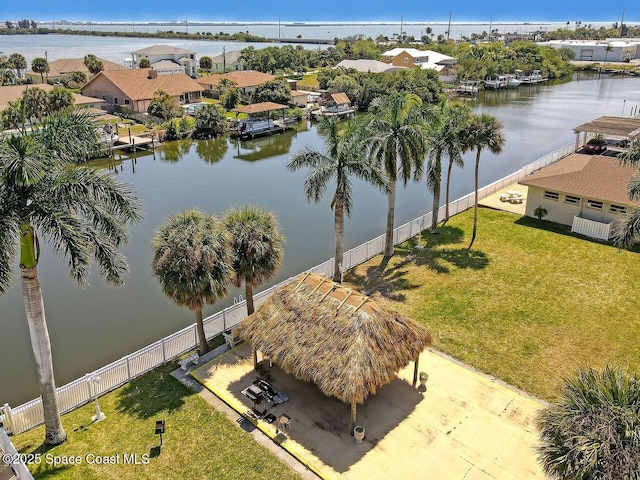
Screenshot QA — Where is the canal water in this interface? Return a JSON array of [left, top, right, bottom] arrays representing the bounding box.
[[1, 73, 639, 406]]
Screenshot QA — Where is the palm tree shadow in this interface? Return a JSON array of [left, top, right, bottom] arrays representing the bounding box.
[[115, 367, 192, 420], [346, 226, 489, 300]]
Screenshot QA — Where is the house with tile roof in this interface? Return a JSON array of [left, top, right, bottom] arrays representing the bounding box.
[[24, 57, 127, 84], [81, 69, 203, 114], [196, 70, 276, 97], [519, 153, 640, 240], [130, 45, 198, 77], [380, 48, 456, 76], [149, 60, 187, 75], [0, 84, 105, 113]]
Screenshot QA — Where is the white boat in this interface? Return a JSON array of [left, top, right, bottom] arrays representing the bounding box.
[[519, 70, 548, 84], [484, 75, 508, 89], [506, 74, 521, 88]]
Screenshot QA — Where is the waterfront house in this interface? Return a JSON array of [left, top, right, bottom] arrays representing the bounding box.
[[196, 70, 275, 98], [334, 59, 407, 73], [0, 84, 105, 114], [209, 49, 245, 72], [289, 90, 309, 107], [24, 57, 127, 84], [130, 45, 198, 77], [542, 39, 640, 62], [380, 48, 456, 76], [519, 154, 640, 240], [81, 69, 203, 114]]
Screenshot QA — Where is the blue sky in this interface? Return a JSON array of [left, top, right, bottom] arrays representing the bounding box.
[[2, 0, 635, 23]]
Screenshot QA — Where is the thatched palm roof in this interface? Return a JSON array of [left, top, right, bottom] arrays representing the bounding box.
[[238, 273, 432, 405]]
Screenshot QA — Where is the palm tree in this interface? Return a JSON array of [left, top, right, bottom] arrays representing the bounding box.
[[288, 116, 387, 280], [603, 44, 614, 68], [222, 205, 284, 316], [8, 53, 26, 78], [462, 113, 505, 249], [424, 100, 471, 232], [0, 110, 142, 445], [612, 140, 640, 247], [536, 365, 640, 480], [367, 93, 427, 257], [31, 57, 49, 83], [151, 210, 233, 355]]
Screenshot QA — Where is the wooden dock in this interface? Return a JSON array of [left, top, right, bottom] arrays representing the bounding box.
[[112, 135, 156, 151]]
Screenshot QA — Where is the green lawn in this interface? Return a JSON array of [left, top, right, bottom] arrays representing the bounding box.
[[297, 74, 318, 89], [346, 208, 640, 401], [13, 364, 300, 480]]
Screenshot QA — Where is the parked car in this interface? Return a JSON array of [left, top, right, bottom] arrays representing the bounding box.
[[583, 138, 607, 154]]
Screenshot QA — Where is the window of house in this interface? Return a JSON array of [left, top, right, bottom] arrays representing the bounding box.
[[124, 99, 130, 105], [113, 97, 118, 104], [386, 56, 391, 61], [565, 195, 580, 205], [544, 190, 559, 200], [609, 204, 627, 214], [404, 57, 409, 63], [586, 199, 603, 210]]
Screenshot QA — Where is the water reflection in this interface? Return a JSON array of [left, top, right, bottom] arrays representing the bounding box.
[[231, 120, 307, 162], [196, 136, 229, 164], [160, 139, 193, 163]]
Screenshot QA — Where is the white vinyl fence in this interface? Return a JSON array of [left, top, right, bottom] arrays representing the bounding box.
[[0, 142, 574, 436], [0, 427, 34, 480]]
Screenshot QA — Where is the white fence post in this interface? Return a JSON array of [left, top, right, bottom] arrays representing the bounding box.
[[0, 404, 14, 435]]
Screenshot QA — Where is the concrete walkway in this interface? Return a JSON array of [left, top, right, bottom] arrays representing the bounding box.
[[191, 344, 547, 480]]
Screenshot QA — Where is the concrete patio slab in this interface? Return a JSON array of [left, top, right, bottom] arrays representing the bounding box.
[[479, 184, 528, 216], [191, 343, 546, 479]]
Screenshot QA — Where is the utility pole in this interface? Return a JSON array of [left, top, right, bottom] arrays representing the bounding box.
[[447, 11, 452, 40], [185, 18, 188, 34], [400, 13, 403, 42], [489, 13, 492, 40], [619, 7, 625, 38]]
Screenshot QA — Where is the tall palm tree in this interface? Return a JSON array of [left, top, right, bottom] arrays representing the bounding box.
[[222, 205, 284, 316], [31, 57, 49, 83], [425, 100, 471, 232], [536, 365, 640, 480], [462, 113, 505, 249], [0, 111, 142, 445], [367, 93, 427, 257], [151, 210, 233, 356], [288, 116, 387, 280], [612, 139, 640, 247]]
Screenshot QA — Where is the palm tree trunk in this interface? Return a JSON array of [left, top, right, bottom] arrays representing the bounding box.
[[443, 158, 454, 224], [195, 309, 208, 355], [19, 224, 66, 446], [430, 167, 442, 234], [245, 281, 254, 316], [333, 199, 344, 282], [21, 266, 67, 445], [468, 150, 481, 250], [384, 178, 397, 257]]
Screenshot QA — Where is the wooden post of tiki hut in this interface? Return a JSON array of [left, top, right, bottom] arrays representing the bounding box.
[[238, 272, 432, 435]]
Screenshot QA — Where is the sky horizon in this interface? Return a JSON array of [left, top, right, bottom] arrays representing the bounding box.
[[2, 1, 636, 24]]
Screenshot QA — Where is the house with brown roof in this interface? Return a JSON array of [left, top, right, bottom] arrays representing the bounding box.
[[196, 70, 275, 97], [519, 153, 640, 240], [80, 69, 203, 114], [0, 84, 105, 113], [380, 48, 456, 76], [24, 57, 127, 84], [130, 45, 198, 77]]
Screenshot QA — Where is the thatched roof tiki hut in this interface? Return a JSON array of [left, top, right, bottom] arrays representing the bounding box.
[[238, 273, 432, 433]]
